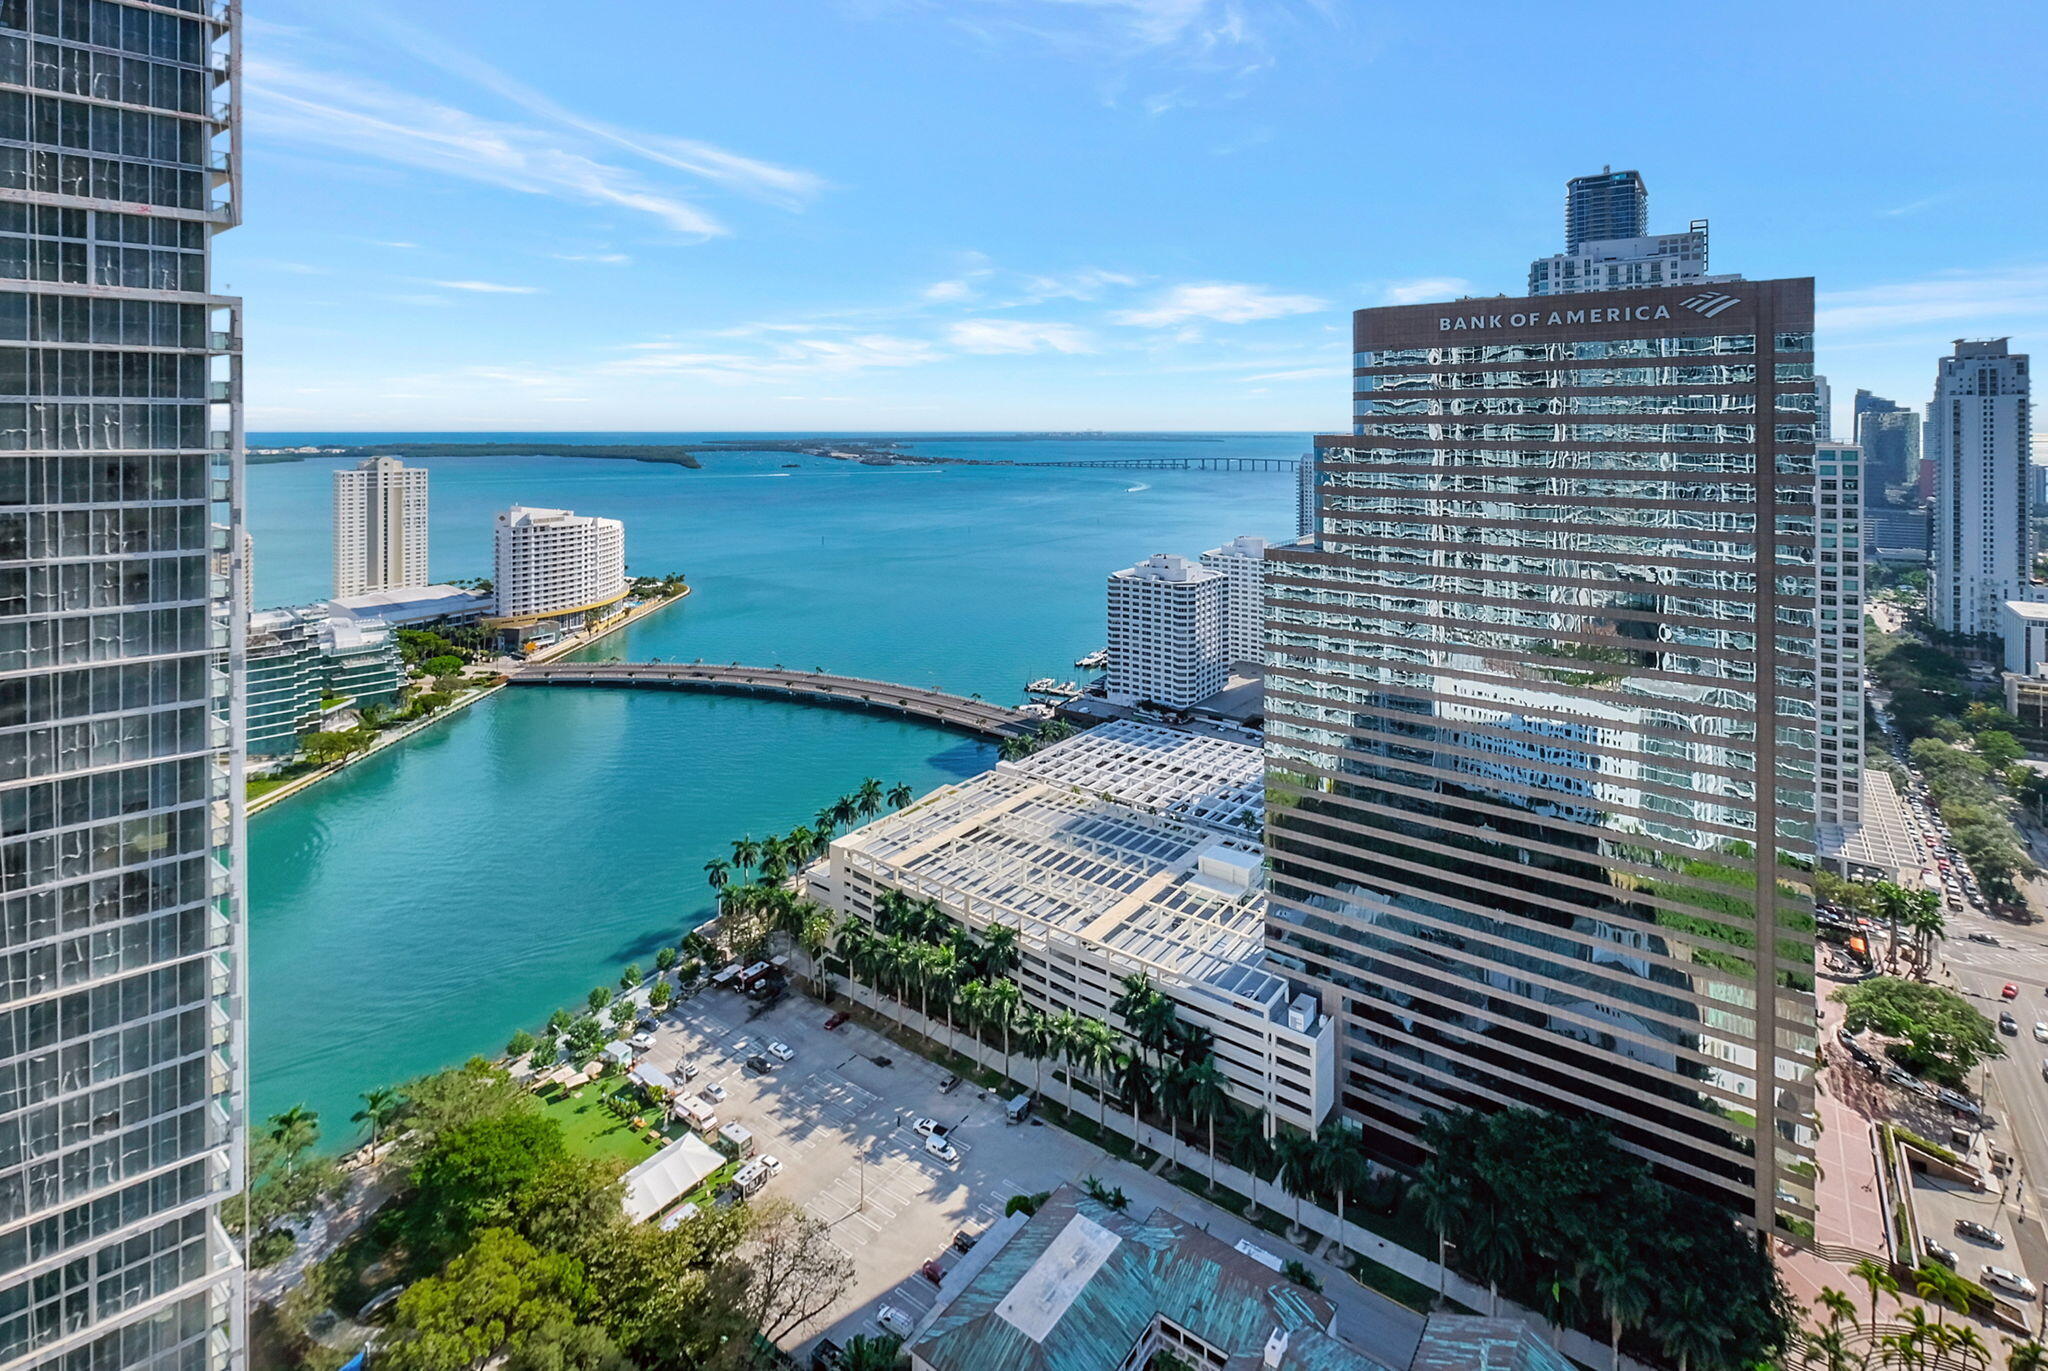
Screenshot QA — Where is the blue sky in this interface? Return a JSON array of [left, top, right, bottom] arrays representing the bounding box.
[[234, 0, 2048, 434]]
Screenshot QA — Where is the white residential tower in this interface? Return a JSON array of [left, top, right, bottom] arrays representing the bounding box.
[[333, 456, 429, 598]]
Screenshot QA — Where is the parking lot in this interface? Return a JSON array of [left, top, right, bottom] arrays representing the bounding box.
[[638, 982, 1426, 1361]]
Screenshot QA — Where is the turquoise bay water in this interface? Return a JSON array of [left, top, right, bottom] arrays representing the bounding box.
[[245, 433, 1302, 1134]]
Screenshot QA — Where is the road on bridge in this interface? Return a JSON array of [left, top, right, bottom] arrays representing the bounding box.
[[507, 661, 1036, 739]]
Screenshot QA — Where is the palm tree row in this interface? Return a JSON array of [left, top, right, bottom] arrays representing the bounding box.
[[1805, 1259, 2044, 1371], [828, 898, 1374, 1231]]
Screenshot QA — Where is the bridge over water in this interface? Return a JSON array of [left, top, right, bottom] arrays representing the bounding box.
[[507, 661, 1036, 738]]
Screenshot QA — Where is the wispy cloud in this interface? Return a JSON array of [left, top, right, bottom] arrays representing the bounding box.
[[947, 318, 1096, 353], [247, 56, 734, 237], [1879, 194, 1950, 219], [1113, 280, 1326, 326], [1818, 265, 2048, 333], [606, 333, 944, 384], [554, 252, 633, 265], [429, 279, 543, 294], [1240, 364, 1343, 382], [1381, 276, 1472, 305], [356, 8, 826, 211]]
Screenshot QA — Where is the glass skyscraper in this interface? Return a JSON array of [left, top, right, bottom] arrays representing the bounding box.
[[0, 2, 244, 1368], [1564, 168, 1647, 250], [1265, 280, 1821, 1232]]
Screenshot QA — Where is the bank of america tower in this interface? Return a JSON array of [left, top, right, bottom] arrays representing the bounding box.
[[0, 2, 245, 1368], [1265, 266, 1826, 1231]]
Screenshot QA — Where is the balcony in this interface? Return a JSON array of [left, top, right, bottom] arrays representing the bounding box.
[[208, 381, 232, 401], [208, 331, 241, 352]]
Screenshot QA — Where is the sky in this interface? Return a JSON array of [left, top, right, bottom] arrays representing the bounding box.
[[233, 0, 2048, 434]]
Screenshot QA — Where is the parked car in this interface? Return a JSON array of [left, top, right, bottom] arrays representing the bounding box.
[[876, 1307, 914, 1339], [2003, 984, 2020, 999], [937, 1074, 961, 1094], [701, 1083, 727, 1104], [767, 1041, 795, 1062], [1956, 1219, 2005, 1247], [952, 1228, 980, 1254], [2001, 1013, 2020, 1036], [1983, 1266, 2038, 1299], [1923, 1237, 1959, 1269], [824, 1012, 851, 1031], [759, 1154, 783, 1177], [926, 1134, 959, 1164], [2034, 1022, 2047, 1043], [921, 1259, 944, 1285], [1969, 933, 2001, 946], [629, 1031, 656, 1051], [912, 1117, 946, 1137], [745, 1054, 772, 1074], [680, 1060, 700, 1080]]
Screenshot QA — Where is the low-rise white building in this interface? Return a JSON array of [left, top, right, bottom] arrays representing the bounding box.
[[820, 722, 1335, 1131], [491, 505, 627, 648], [1105, 554, 1226, 709], [2003, 599, 2048, 676], [1199, 536, 1271, 669]]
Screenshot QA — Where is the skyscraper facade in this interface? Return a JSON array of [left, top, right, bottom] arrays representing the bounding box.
[[1929, 339, 2033, 638], [1263, 280, 1821, 1231], [1104, 553, 1226, 709], [1852, 391, 1920, 497], [331, 456, 427, 599], [1564, 168, 1647, 249], [0, 2, 245, 1367], [1813, 374, 1831, 442], [1199, 536, 1271, 667], [1813, 442, 1864, 830]]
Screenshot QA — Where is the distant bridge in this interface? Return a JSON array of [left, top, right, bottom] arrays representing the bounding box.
[[507, 662, 1036, 738], [991, 456, 1298, 472]]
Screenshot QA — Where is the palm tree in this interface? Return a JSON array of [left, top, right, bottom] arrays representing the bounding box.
[[813, 807, 840, 843], [1118, 1051, 1155, 1154], [786, 825, 816, 866], [928, 944, 962, 1053], [1815, 1287, 1857, 1333], [731, 836, 760, 878], [1803, 1327, 1852, 1371], [2005, 1339, 2048, 1371], [1851, 1256, 1900, 1333], [1177, 1056, 1230, 1188], [887, 783, 913, 809], [837, 921, 879, 1007], [267, 1105, 320, 1176], [1462, 1199, 1521, 1317], [1904, 897, 1947, 977], [1952, 1327, 1992, 1371], [957, 981, 990, 1058], [758, 836, 790, 883], [1650, 1281, 1724, 1371], [1580, 1237, 1652, 1371], [980, 924, 1022, 981], [856, 778, 884, 820], [1076, 1016, 1119, 1129], [1916, 1262, 1973, 1326], [798, 907, 833, 991], [986, 979, 1023, 1081], [703, 857, 731, 904], [832, 795, 859, 831], [1317, 1120, 1369, 1238], [841, 1334, 904, 1371], [1018, 1008, 1053, 1098], [1048, 1010, 1085, 1102], [1408, 1156, 1468, 1306], [1272, 1129, 1319, 1231], [352, 1087, 405, 1146]]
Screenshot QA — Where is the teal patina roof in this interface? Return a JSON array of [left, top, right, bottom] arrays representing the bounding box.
[[1407, 1316, 1578, 1371], [911, 1187, 1394, 1371]]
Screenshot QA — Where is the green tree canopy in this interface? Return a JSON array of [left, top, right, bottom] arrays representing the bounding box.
[[1832, 976, 2003, 1083], [380, 1227, 604, 1371], [407, 1109, 567, 1259]]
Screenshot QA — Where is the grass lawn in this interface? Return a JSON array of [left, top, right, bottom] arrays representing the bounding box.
[[536, 1084, 666, 1166]]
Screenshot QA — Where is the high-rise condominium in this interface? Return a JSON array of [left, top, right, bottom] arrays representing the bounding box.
[[1104, 554, 1226, 709], [1263, 279, 1823, 1231], [1531, 169, 1715, 298], [1814, 374, 1831, 442], [332, 456, 428, 599], [0, 2, 245, 1367], [1199, 536, 1271, 668], [491, 506, 626, 626], [1813, 442, 1865, 830], [1565, 167, 1647, 249], [1930, 339, 2033, 638]]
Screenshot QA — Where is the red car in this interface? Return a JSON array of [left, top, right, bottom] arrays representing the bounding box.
[[824, 1012, 850, 1031], [2003, 984, 2020, 1000], [921, 1260, 944, 1284]]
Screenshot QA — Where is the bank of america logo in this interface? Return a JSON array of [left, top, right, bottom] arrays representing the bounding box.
[[1680, 291, 1742, 317]]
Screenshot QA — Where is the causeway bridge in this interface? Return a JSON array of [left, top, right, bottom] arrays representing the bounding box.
[[507, 661, 1036, 738], [988, 456, 1297, 472]]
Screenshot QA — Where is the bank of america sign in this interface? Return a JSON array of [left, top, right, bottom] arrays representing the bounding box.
[[1681, 291, 1742, 318]]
